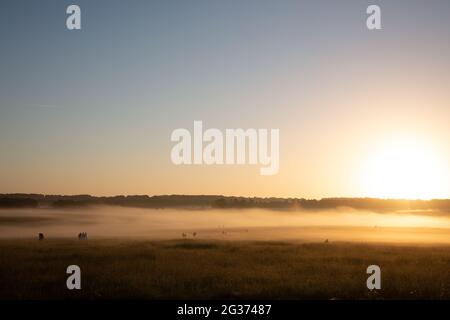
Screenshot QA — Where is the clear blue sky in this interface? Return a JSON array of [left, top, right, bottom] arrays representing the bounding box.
[[1, 0, 449, 198]]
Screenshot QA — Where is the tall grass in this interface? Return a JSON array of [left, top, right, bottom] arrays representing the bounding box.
[[1, 239, 450, 299]]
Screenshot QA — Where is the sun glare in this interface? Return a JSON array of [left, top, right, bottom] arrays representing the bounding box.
[[361, 137, 447, 200]]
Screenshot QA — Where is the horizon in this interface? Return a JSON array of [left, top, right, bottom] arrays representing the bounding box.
[[2, 192, 450, 202]]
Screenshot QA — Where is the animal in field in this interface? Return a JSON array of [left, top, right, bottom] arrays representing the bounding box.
[[192, 232, 197, 238], [78, 232, 88, 240], [38, 233, 44, 240]]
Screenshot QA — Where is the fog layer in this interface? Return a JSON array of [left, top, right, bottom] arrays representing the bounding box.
[[1, 206, 450, 244]]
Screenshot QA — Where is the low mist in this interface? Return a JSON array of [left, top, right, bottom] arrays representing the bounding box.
[[2, 206, 450, 244]]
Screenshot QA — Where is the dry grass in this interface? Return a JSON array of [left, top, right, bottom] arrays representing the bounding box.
[[1, 239, 450, 299]]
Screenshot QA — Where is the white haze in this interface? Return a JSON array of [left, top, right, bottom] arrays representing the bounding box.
[[1, 206, 450, 244]]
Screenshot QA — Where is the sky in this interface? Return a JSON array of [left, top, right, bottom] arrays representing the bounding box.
[[0, 0, 449, 199]]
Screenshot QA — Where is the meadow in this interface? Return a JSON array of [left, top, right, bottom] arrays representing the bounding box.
[[1, 239, 450, 300]]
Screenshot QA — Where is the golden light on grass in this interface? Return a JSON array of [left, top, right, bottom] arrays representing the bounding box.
[[360, 136, 447, 200]]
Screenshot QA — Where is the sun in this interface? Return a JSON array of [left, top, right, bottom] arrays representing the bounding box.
[[360, 136, 447, 200]]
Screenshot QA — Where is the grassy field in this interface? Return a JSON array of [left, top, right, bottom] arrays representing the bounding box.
[[1, 239, 450, 299]]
